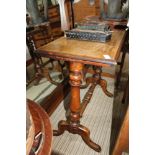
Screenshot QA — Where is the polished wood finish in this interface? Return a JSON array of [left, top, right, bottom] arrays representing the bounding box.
[[35, 29, 126, 152], [112, 107, 129, 155], [27, 99, 53, 155], [36, 30, 126, 66], [53, 62, 101, 152], [80, 82, 96, 117], [85, 66, 114, 97]]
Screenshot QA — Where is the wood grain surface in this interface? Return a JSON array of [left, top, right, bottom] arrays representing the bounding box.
[[36, 30, 126, 66]]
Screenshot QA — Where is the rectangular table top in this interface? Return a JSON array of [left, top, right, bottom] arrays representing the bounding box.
[[36, 30, 126, 66]]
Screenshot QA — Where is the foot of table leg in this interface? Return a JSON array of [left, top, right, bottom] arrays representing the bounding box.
[[100, 80, 113, 97], [53, 120, 69, 136], [78, 125, 101, 152], [53, 120, 101, 152]]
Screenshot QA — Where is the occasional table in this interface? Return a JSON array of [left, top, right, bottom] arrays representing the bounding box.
[[35, 29, 126, 152]]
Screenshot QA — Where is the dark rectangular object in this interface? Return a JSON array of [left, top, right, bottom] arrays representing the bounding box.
[[64, 29, 112, 43]]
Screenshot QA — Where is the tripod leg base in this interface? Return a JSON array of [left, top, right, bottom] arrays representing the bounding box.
[[100, 80, 113, 97]]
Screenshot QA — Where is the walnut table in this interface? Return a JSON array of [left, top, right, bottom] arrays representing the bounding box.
[[35, 29, 126, 152]]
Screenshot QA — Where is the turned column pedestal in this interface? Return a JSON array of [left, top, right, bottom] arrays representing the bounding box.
[[53, 62, 101, 152]]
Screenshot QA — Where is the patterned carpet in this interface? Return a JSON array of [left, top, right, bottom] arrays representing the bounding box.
[[26, 54, 129, 155]]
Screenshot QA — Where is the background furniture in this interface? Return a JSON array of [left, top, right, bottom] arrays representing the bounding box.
[[112, 106, 129, 155], [116, 27, 129, 88], [26, 99, 53, 155], [26, 22, 65, 86]]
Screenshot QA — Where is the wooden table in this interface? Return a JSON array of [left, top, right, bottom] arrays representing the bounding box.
[[35, 29, 126, 152]]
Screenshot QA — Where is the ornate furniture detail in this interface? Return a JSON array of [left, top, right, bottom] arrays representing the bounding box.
[[35, 29, 126, 152], [53, 62, 101, 152], [80, 65, 113, 117], [26, 22, 66, 86]]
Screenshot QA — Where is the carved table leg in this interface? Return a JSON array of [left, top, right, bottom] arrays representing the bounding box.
[[53, 120, 69, 136], [84, 66, 113, 97], [53, 62, 101, 152], [80, 66, 113, 117], [100, 79, 113, 97], [78, 124, 101, 152]]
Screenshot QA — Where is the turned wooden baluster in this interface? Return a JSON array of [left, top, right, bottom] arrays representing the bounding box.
[[95, 66, 113, 97], [79, 66, 113, 117], [84, 66, 113, 97], [53, 62, 101, 152]]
